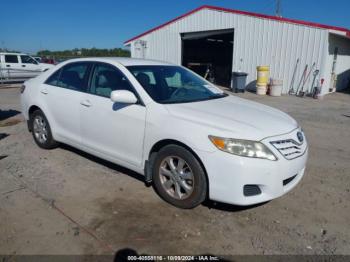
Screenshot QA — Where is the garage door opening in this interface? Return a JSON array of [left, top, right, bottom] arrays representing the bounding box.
[[181, 29, 234, 87]]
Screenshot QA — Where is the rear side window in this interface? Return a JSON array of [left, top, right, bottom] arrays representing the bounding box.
[[20, 55, 38, 64], [5, 55, 18, 63], [45, 69, 61, 86], [57, 62, 91, 92]]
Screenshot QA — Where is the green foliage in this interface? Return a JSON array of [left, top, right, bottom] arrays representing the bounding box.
[[37, 48, 130, 58]]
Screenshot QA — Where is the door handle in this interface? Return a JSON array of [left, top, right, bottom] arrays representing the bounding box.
[[80, 100, 92, 107], [40, 89, 48, 95], [22, 65, 26, 67], [6, 65, 10, 67]]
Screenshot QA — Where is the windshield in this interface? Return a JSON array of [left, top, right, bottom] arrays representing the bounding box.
[[127, 65, 227, 104]]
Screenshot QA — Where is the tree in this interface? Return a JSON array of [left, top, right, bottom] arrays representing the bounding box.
[[37, 47, 130, 58]]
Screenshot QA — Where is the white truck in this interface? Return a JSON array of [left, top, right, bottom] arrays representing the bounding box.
[[0, 52, 54, 80]]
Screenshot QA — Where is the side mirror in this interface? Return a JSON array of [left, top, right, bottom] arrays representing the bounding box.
[[110, 90, 138, 104]]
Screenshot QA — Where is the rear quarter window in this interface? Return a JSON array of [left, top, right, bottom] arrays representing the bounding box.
[[45, 69, 61, 86], [5, 55, 19, 63]]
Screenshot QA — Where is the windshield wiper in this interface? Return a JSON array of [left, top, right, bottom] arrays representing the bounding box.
[[161, 93, 228, 104], [207, 93, 228, 100]]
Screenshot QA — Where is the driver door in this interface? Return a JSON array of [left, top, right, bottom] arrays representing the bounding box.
[[19, 55, 42, 78], [80, 62, 146, 167], [2, 54, 22, 78]]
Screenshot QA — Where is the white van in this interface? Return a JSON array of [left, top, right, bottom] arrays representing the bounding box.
[[0, 53, 54, 80]]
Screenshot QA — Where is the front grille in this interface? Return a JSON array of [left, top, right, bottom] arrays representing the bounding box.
[[243, 185, 262, 196], [270, 139, 304, 160], [283, 175, 297, 186]]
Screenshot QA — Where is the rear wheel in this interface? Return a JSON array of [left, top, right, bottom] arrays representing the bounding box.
[[30, 110, 58, 149], [152, 145, 207, 209]]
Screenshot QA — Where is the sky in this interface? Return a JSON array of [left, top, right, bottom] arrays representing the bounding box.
[[2, 0, 350, 54]]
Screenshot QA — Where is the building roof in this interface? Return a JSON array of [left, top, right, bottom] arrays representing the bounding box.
[[124, 5, 350, 44]]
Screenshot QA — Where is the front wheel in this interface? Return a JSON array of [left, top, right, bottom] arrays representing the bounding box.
[[152, 145, 207, 209]]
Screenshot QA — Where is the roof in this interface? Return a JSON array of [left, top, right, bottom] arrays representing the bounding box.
[[124, 5, 350, 44], [59, 57, 173, 66], [105, 57, 173, 66], [0, 52, 28, 55]]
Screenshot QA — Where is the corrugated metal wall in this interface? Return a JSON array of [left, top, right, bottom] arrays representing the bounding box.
[[130, 8, 329, 94]]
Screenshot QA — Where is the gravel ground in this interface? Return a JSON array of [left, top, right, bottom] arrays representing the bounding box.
[[0, 87, 349, 256]]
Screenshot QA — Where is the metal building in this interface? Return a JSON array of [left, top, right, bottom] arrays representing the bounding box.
[[124, 5, 350, 95]]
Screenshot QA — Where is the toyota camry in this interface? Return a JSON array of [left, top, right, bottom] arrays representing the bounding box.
[[21, 58, 308, 209]]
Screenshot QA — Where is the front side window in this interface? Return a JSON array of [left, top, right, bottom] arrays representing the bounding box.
[[20, 55, 38, 64], [90, 63, 133, 98], [5, 55, 19, 63], [127, 65, 227, 104], [57, 62, 90, 92]]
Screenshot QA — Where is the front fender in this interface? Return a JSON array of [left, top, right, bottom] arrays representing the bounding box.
[[142, 106, 220, 165]]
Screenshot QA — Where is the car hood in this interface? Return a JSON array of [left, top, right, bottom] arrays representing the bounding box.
[[164, 95, 298, 140]]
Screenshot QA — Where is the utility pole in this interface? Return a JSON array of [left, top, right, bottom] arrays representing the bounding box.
[[276, 0, 282, 17]]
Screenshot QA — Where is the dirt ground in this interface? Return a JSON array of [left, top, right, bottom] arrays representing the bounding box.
[[0, 86, 349, 257]]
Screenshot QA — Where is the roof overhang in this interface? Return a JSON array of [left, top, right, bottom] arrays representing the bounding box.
[[329, 30, 350, 40]]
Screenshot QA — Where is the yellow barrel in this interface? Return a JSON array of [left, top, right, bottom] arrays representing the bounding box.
[[257, 66, 270, 85]]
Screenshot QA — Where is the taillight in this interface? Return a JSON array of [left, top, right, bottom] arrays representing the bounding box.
[[20, 84, 26, 93]]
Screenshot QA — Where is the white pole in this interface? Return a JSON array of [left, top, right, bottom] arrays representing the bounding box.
[[276, 0, 282, 17]]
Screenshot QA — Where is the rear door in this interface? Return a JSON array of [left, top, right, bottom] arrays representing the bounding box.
[[3, 54, 22, 78], [80, 62, 146, 167], [41, 62, 92, 145], [19, 55, 42, 78]]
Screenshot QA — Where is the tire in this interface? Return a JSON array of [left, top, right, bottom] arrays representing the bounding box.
[[30, 109, 58, 149], [152, 144, 207, 209]]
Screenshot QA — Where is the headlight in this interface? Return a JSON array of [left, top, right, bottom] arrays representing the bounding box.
[[209, 136, 277, 161]]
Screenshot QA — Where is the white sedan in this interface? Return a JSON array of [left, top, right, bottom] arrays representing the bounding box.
[[20, 58, 308, 209]]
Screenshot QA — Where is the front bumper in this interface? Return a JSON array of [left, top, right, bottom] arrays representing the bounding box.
[[197, 129, 308, 206]]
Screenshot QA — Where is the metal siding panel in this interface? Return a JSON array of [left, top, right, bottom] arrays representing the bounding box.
[[264, 20, 272, 69], [270, 21, 278, 78], [246, 17, 251, 78], [318, 31, 328, 91], [277, 22, 284, 79], [296, 26, 306, 89], [285, 24, 297, 93], [306, 28, 316, 92], [131, 9, 328, 94]]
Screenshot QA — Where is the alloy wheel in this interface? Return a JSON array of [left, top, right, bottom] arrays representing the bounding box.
[[33, 115, 48, 144], [159, 156, 194, 200]]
